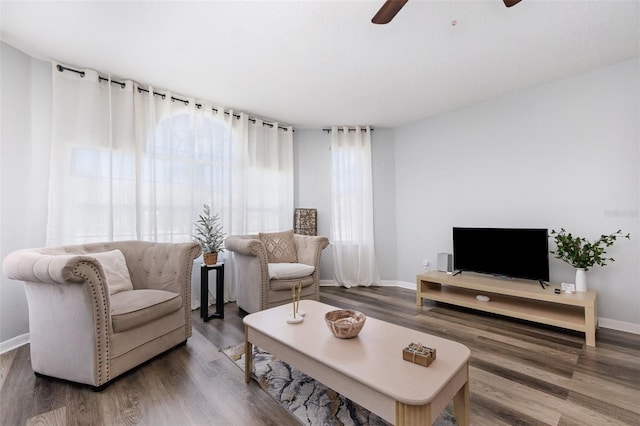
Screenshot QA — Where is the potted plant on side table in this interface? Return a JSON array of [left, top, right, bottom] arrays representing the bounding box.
[[550, 228, 630, 292], [193, 204, 226, 266]]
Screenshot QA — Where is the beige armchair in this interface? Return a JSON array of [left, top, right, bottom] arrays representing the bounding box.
[[2, 241, 201, 389], [225, 231, 329, 313]]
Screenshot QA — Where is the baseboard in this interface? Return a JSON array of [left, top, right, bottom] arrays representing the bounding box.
[[319, 280, 416, 289], [319, 282, 639, 335], [383, 280, 416, 290], [599, 318, 640, 335], [0, 332, 29, 354]]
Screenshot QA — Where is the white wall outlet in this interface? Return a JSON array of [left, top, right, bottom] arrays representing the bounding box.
[[422, 260, 430, 270]]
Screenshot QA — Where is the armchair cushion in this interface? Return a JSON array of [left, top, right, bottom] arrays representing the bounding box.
[[270, 275, 314, 292], [91, 250, 134, 295], [259, 230, 297, 263], [110, 289, 182, 333], [267, 263, 315, 280]]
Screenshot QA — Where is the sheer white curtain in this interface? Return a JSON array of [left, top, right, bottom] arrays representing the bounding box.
[[245, 118, 294, 233], [48, 67, 137, 244], [330, 126, 380, 287], [49, 62, 293, 307]]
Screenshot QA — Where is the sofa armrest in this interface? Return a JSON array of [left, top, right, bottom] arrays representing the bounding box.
[[3, 249, 108, 286], [225, 236, 269, 259], [294, 235, 329, 267], [3, 250, 113, 323], [226, 235, 271, 312], [3, 250, 113, 385]]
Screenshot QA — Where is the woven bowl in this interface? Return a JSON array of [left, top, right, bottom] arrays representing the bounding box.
[[325, 309, 366, 339]]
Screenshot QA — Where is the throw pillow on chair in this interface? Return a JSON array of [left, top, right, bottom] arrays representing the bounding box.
[[259, 230, 298, 263]]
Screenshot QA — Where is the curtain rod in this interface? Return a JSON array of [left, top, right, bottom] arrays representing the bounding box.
[[56, 64, 292, 132], [322, 128, 374, 133]]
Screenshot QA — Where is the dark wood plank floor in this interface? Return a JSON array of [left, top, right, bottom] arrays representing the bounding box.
[[1, 286, 639, 425]]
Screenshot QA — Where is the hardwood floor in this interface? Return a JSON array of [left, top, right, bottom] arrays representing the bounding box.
[[1, 286, 639, 425]]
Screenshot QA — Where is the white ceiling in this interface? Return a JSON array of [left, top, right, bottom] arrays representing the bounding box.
[[1, 1, 638, 128]]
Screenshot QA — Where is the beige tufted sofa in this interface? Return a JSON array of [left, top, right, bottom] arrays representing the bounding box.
[[2, 241, 201, 389], [226, 233, 329, 313]]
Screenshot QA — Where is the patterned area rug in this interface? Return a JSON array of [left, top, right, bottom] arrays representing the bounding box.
[[222, 344, 458, 426]]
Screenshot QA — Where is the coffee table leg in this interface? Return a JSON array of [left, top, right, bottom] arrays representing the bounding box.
[[395, 401, 431, 426], [453, 365, 470, 426], [244, 325, 252, 383]]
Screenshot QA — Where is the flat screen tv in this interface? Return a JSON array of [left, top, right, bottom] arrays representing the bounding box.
[[453, 227, 550, 282]]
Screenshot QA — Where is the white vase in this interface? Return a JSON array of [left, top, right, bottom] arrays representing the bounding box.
[[575, 268, 587, 292]]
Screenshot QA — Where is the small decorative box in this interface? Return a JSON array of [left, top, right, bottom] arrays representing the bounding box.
[[402, 342, 436, 367]]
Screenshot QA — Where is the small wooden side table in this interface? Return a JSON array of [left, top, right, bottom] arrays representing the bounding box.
[[200, 263, 224, 321]]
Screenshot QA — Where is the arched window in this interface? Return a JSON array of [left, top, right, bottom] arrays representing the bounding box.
[[139, 111, 235, 241]]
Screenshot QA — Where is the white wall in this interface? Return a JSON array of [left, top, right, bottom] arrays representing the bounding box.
[[370, 128, 397, 281], [294, 128, 397, 281], [394, 58, 640, 325], [0, 42, 51, 346], [294, 129, 334, 280]]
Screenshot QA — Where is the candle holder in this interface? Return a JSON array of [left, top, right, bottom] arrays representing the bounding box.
[[287, 281, 305, 323], [286, 314, 304, 324]]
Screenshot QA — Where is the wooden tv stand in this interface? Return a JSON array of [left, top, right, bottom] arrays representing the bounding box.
[[416, 271, 598, 347]]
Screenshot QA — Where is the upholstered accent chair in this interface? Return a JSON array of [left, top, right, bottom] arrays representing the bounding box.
[[2, 241, 201, 389], [225, 231, 329, 313]]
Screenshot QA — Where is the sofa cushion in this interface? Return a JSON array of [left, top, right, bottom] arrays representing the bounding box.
[[267, 262, 315, 280], [91, 249, 134, 295], [259, 230, 298, 263], [270, 275, 315, 292], [110, 289, 182, 333]]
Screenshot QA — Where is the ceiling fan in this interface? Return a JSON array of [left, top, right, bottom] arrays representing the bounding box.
[[372, 0, 523, 24]]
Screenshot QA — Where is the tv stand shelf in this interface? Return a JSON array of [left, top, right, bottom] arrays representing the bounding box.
[[416, 271, 598, 347]]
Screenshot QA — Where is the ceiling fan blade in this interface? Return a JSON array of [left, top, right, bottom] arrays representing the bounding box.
[[372, 0, 409, 24], [503, 0, 523, 7]]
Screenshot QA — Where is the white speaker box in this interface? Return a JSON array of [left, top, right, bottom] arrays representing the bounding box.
[[437, 253, 453, 273]]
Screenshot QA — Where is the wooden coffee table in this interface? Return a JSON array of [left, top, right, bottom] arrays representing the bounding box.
[[244, 300, 471, 426]]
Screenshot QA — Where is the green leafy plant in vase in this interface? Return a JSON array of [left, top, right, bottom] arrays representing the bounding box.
[[549, 228, 629, 292], [193, 204, 226, 265]]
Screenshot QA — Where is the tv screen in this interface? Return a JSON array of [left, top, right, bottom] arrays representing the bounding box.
[[453, 227, 550, 282]]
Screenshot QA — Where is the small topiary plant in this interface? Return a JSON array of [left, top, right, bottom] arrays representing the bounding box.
[[193, 204, 226, 255]]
